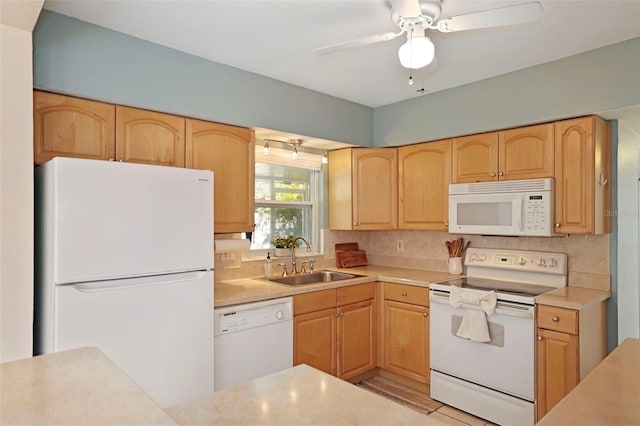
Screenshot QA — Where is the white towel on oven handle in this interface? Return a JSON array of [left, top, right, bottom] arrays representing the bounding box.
[[449, 286, 497, 342]]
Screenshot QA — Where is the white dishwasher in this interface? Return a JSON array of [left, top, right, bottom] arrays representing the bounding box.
[[214, 297, 293, 391]]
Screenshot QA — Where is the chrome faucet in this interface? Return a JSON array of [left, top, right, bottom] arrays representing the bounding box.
[[290, 236, 312, 274]]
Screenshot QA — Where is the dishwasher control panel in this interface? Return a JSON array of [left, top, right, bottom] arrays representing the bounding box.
[[214, 297, 293, 336]]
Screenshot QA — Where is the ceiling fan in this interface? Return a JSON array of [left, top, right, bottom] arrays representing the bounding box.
[[314, 0, 543, 70]]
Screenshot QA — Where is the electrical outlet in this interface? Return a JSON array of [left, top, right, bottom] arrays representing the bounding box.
[[397, 240, 404, 252]]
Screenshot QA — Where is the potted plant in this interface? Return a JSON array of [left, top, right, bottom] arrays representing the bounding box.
[[271, 235, 300, 257]]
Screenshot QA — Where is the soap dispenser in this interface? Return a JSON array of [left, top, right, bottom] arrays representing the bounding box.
[[264, 252, 273, 278]]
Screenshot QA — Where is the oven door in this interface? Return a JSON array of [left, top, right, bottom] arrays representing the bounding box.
[[449, 192, 525, 236], [429, 289, 535, 400]]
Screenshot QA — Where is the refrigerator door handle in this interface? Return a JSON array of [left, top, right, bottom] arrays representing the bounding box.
[[70, 271, 209, 292]]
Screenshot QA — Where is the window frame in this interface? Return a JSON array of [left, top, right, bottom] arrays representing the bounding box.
[[249, 162, 322, 259]]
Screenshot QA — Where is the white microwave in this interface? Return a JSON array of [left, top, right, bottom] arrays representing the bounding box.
[[449, 178, 555, 237]]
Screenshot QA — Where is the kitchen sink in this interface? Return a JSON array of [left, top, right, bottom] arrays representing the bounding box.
[[264, 270, 365, 286]]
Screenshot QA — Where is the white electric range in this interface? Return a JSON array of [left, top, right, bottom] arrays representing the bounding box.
[[429, 247, 567, 426]]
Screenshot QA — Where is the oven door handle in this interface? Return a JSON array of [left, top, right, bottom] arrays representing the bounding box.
[[430, 291, 534, 319]]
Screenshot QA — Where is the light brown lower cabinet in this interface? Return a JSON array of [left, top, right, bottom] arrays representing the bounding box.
[[536, 302, 607, 420], [293, 283, 376, 380], [536, 328, 578, 418], [382, 283, 430, 384]]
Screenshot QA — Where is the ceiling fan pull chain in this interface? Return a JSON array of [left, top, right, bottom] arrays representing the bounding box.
[[417, 68, 425, 94]]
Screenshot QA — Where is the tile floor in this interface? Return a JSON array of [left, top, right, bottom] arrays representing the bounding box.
[[358, 376, 496, 426]]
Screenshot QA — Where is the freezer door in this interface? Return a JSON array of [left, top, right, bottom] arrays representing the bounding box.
[[38, 158, 213, 283], [51, 271, 214, 407]]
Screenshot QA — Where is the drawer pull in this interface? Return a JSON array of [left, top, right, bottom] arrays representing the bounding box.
[[402, 292, 408, 297], [552, 316, 559, 322]]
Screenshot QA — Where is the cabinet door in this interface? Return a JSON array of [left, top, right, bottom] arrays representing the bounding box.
[[398, 140, 451, 230], [337, 300, 375, 380], [536, 328, 579, 420], [499, 123, 554, 180], [554, 116, 611, 234], [293, 308, 337, 376], [352, 148, 398, 229], [115, 106, 185, 167], [383, 300, 429, 384], [34, 91, 115, 164], [452, 132, 498, 183], [186, 119, 255, 233]]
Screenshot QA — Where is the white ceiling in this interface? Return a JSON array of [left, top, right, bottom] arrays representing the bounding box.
[[42, 0, 640, 150]]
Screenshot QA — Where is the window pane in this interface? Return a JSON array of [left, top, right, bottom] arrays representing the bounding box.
[[255, 163, 311, 202], [253, 205, 313, 249]]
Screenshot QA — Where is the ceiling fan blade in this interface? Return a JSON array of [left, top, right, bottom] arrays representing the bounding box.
[[314, 32, 400, 56], [436, 1, 542, 33]]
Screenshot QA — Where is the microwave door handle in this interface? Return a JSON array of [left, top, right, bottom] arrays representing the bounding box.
[[516, 195, 524, 232]]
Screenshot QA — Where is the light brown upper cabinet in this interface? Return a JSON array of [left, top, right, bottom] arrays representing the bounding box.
[[329, 148, 398, 230], [398, 139, 451, 230], [115, 106, 185, 167], [452, 123, 554, 183], [186, 119, 255, 233], [34, 91, 116, 164], [554, 116, 611, 234]]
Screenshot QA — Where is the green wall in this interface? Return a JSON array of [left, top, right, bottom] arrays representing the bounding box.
[[33, 10, 373, 147], [374, 37, 640, 146]]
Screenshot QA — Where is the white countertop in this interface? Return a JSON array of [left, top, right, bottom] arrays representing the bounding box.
[[167, 364, 448, 426], [536, 338, 640, 425], [215, 265, 456, 307], [0, 347, 177, 426]]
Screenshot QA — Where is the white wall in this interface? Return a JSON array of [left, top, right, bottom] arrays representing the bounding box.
[[0, 1, 43, 362]]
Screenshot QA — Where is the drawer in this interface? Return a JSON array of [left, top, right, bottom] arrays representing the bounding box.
[[537, 305, 578, 335], [384, 282, 429, 307], [337, 282, 375, 306], [294, 289, 337, 316]]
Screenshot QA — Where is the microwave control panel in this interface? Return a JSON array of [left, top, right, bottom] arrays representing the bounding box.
[[523, 191, 552, 236]]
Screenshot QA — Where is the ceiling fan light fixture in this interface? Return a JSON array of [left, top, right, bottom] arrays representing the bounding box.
[[398, 36, 435, 69]]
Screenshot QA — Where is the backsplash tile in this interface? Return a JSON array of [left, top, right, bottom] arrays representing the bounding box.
[[216, 230, 610, 291]]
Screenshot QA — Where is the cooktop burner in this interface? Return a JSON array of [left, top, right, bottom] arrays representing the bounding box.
[[429, 248, 568, 305], [444, 277, 556, 297]]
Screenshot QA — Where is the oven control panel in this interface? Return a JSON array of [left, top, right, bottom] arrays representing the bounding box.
[[465, 248, 567, 275]]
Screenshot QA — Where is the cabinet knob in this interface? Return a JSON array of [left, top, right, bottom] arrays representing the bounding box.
[[107, 158, 115, 161], [552, 316, 559, 322], [401, 292, 408, 297], [555, 223, 561, 228], [118, 158, 125, 162], [498, 171, 504, 177], [537, 335, 543, 341], [334, 313, 340, 318], [489, 172, 496, 177], [423, 313, 429, 317]]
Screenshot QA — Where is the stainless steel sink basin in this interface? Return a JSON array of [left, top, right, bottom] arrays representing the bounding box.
[[265, 270, 365, 286]]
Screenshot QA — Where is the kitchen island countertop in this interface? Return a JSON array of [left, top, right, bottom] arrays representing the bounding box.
[[536, 337, 640, 425], [0, 347, 177, 426], [166, 364, 448, 426]]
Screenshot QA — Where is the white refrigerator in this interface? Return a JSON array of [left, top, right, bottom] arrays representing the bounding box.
[[34, 157, 215, 408]]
